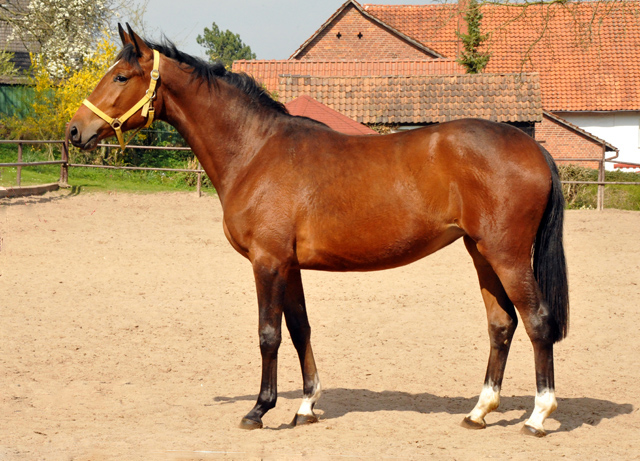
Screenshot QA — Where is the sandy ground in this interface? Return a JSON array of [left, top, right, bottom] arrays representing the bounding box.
[[1, 190, 639, 460]]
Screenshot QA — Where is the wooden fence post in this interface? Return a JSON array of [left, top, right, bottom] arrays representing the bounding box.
[[597, 159, 605, 211], [60, 140, 69, 186], [17, 142, 22, 186], [197, 161, 202, 197]]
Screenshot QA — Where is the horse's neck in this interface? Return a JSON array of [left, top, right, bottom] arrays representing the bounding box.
[[160, 77, 278, 200]]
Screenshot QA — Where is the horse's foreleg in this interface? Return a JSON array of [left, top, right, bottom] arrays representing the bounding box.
[[282, 268, 322, 426], [462, 236, 518, 430], [239, 262, 287, 430]]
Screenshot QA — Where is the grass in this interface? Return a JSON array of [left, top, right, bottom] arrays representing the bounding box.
[[0, 144, 215, 195]]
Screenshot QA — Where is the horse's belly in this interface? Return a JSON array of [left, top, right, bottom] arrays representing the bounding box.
[[296, 223, 464, 271]]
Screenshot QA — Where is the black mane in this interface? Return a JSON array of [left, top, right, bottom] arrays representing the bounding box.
[[116, 39, 288, 115]]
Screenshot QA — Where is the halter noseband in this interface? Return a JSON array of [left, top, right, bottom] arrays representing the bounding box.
[[82, 49, 160, 152]]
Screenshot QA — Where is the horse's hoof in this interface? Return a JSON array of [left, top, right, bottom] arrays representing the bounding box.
[[239, 417, 263, 430], [291, 413, 319, 427], [461, 416, 486, 430], [521, 424, 547, 437]]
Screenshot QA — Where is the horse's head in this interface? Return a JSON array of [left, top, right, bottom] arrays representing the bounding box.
[[68, 24, 160, 151]]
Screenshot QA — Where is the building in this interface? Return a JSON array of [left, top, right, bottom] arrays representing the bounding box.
[[286, 0, 636, 166]]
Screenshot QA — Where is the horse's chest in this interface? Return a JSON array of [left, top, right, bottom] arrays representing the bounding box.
[[223, 219, 250, 258]]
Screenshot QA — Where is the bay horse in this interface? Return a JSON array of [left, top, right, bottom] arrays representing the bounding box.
[[68, 25, 569, 437]]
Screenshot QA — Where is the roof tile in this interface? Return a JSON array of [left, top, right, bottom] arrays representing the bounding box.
[[279, 73, 542, 124], [363, 1, 640, 111], [232, 59, 464, 94]]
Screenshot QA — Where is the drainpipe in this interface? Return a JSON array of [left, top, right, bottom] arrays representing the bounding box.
[[605, 147, 619, 164]]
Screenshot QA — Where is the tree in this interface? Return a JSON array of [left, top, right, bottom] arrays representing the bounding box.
[[456, 0, 490, 74], [0, 0, 112, 78], [196, 22, 256, 68]]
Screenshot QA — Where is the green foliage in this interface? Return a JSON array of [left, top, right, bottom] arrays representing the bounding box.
[[604, 169, 640, 210], [456, 0, 491, 74], [0, 50, 18, 78], [557, 164, 640, 210], [99, 121, 191, 168], [558, 164, 598, 209], [1, 37, 117, 144], [0, 144, 61, 184], [196, 22, 256, 68]]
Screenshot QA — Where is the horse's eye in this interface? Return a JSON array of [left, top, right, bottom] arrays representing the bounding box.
[[113, 75, 128, 83]]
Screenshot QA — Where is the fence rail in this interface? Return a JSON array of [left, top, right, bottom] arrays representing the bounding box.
[[1, 139, 639, 207], [0, 160, 66, 167], [0, 140, 207, 196]]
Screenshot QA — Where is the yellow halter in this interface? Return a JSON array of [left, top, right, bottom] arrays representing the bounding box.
[[82, 49, 160, 152]]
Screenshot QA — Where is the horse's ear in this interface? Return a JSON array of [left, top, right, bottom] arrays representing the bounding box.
[[126, 23, 152, 58], [118, 23, 128, 46]]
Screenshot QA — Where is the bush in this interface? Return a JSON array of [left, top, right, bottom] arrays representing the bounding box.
[[557, 164, 598, 209], [557, 163, 640, 210], [1, 38, 118, 142]]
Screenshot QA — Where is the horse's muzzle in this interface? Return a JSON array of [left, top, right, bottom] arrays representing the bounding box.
[[68, 123, 99, 151]]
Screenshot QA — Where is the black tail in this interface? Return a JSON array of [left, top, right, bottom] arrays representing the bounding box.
[[533, 146, 569, 343]]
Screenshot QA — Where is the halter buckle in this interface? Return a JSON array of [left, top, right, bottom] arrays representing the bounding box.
[[150, 69, 160, 81], [111, 118, 123, 130]]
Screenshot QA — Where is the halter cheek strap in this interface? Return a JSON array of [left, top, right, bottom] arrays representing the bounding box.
[[82, 49, 160, 152]]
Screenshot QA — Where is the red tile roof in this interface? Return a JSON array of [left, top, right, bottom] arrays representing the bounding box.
[[232, 59, 464, 94], [362, 1, 640, 111], [286, 95, 378, 135], [279, 73, 542, 124]]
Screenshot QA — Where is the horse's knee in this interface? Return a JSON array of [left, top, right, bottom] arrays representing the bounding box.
[[258, 389, 278, 410], [259, 325, 282, 355]]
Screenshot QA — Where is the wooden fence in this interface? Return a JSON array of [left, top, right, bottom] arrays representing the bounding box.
[[0, 140, 206, 198], [1, 140, 640, 208]]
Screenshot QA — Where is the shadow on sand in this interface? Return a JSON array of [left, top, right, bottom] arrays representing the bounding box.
[[214, 388, 633, 434], [0, 186, 82, 207]]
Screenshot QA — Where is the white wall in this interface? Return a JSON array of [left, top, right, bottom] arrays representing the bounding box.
[[555, 111, 640, 169]]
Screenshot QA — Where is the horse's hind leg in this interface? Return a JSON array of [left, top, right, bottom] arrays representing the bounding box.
[[474, 243, 558, 437], [462, 236, 518, 430], [282, 268, 322, 426]]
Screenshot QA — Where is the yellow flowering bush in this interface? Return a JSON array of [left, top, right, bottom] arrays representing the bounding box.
[[2, 35, 117, 142]]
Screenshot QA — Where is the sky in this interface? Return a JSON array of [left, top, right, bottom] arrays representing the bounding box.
[[125, 0, 440, 61]]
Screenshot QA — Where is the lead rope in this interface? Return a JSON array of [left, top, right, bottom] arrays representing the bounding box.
[[82, 49, 160, 154]]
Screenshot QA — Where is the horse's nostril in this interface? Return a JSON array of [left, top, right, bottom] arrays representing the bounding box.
[[70, 125, 79, 139]]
